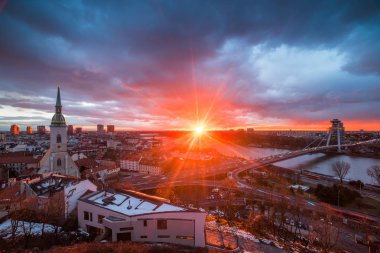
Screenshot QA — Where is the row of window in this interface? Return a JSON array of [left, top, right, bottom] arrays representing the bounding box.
[[139, 235, 194, 240], [83, 212, 193, 241], [83, 211, 167, 230]]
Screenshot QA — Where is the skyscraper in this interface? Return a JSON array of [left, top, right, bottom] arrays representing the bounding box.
[[37, 125, 46, 134], [10, 124, 20, 135], [27, 126, 33, 134], [75, 127, 83, 134], [97, 124, 104, 133], [67, 125, 74, 135], [107, 125, 115, 133]]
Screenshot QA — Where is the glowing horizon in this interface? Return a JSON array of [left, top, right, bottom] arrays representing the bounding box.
[[0, 1, 380, 131]]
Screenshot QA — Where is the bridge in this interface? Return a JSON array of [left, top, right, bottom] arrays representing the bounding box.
[[248, 138, 379, 169], [231, 138, 380, 188]]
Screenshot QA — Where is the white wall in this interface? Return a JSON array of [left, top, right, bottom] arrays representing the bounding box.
[[77, 200, 206, 247]]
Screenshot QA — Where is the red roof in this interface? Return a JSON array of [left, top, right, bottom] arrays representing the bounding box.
[[75, 158, 98, 168], [0, 156, 39, 164]]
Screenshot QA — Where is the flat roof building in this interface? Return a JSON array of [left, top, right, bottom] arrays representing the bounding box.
[[78, 190, 206, 247]]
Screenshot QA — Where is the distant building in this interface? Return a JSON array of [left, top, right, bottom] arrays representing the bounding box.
[[78, 189, 206, 247], [120, 155, 161, 175], [247, 128, 254, 134], [10, 124, 20, 135], [107, 125, 115, 133], [67, 125, 74, 135], [97, 124, 104, 133], [26, 126, 33, 135], [76, 127, 83, 134], [38, 87, 80, 178], [37, 125, 46, 135]]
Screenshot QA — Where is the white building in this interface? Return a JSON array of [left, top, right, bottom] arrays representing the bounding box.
[[78, 190, 206, 247], [120, 156, 161, 175], [25, 174, 97, 218], [120, 157, 141, 172]]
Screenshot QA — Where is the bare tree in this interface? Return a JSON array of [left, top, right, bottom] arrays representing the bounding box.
[[331, 161, 351, 184], [311, 215, 341, 253], [367, 165, 380, 186]]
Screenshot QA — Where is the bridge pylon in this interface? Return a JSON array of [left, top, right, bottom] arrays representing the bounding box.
[[326, 119, 345, 152]]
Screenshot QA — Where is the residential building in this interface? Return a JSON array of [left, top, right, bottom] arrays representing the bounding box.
[[97, 124, 104, 133], [37, 125, 46, 135], [76, 127, 83, 134], [10, 124, 20, 135], [27, 126, 33, 135], [107, 125, 115, 133], [78, 190, 206, 247], [25, 174, 97, 218], [0, 156, 39, 176], [67, 125, 74, 135]]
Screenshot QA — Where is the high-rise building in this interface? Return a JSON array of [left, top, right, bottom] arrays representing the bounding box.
[[27, 126, 33, 134], [75, 127, 83, 134], [107, 125, 115, 133], [10, 124, 20, 135], [37, 125, 46, 134], [67, 125, 74, 135], [38, 87, 79, 178], [326, 119, 345, 152], [97, 124, 104, 133]]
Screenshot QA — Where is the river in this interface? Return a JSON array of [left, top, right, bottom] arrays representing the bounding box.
[[211, 143, 380, 184]]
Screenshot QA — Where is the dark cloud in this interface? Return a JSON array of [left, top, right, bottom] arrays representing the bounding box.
[[0, 0, 380, 130]]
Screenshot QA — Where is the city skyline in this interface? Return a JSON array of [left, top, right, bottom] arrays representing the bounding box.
[[1, 1, 380, 131]]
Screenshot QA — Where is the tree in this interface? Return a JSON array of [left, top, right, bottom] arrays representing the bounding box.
[[367, 165, 380, 186], [331, 160, 350, 184]]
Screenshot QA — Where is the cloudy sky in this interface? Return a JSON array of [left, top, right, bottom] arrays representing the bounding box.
[[0, 0, 379, 131]]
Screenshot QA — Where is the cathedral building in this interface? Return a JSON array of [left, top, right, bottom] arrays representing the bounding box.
[[38, 87, 80, 178]]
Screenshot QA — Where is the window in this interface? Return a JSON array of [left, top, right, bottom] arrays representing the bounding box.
[[120, 227, 134, 231], [157, 235, 170, 238], [84, 211, 89, 220], [57, 158, 61, 167], [140, 236, 147, 239], [143, 220, 147, 227], [98, 215, 105, 224], [57, 134, 62, 143], [176, 236, 194, 240], [157, 220, 167, 230]]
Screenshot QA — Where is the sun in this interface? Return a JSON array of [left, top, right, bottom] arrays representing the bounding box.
[[194, 125, 205, 135]]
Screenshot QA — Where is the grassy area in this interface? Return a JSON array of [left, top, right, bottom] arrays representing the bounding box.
[[345, 197, 380, 217]]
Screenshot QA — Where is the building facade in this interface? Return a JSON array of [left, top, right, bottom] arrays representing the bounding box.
[[107, 125, 115, 133], [78, 190, 206, 247], [38, 87, 80, 178], [10, 124, 20, 135], [37, 125, 46, 135], [97, 124, 104, 133], [27, 126, 33, 135]]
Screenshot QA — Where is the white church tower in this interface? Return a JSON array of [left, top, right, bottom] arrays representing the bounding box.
[[39, 87, 80, 178]]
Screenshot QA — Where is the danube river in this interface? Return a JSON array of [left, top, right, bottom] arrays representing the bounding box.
[[212, 143, 380, 184]]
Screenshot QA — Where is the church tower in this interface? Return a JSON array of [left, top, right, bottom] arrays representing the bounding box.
[[50, 87, 68, 153], [38, 87, 79, 177]]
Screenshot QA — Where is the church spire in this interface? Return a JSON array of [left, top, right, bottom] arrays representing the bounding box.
[[56, 86, 62, 107], [51, 86, 66, 126]]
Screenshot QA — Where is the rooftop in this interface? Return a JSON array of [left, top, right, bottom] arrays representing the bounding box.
[[28, 174, 78, 196], [80, 189, 200, 216]]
